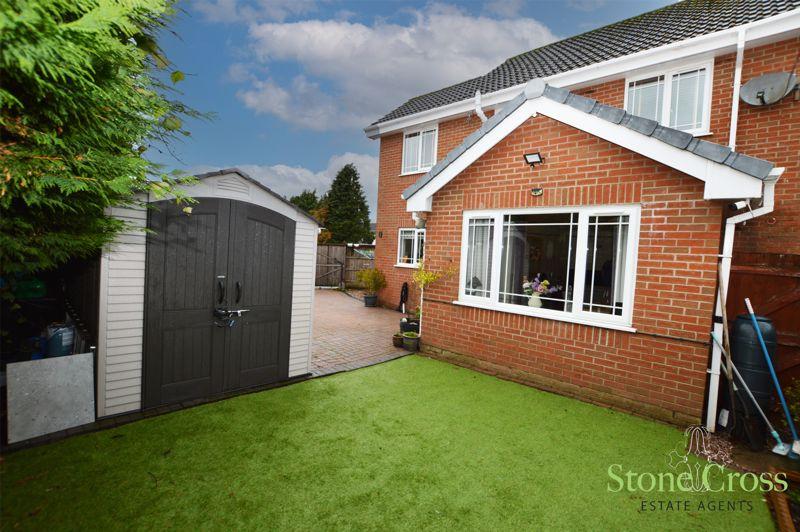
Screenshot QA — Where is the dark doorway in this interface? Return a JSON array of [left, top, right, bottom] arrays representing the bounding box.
[[143, 198, 294, 408]]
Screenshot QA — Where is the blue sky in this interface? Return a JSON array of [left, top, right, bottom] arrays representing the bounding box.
[[153, 0, 673, 219]]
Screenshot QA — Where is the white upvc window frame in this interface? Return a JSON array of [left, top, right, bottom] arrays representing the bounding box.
[[457, 204, 641, 332], [623, 58, 714, 136], [400, 123, 438, 175], [396, 227, 425, 268]]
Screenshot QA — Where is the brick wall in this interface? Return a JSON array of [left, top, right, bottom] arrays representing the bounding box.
[[418, 115, 720, 421], [375, 112, 491, 310], [372, 36, 799, 421], [571, 40, 800, 255], [730, 39, 800, 255]]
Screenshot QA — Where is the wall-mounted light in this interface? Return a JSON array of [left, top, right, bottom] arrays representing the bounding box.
[[523, 152, 543, 167]]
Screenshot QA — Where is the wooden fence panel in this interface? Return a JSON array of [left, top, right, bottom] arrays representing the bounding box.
[[727, 252, 800, 387], [315, 244, 374, 287], [316, 244, 346, 287], [345, 257, 373, 285]]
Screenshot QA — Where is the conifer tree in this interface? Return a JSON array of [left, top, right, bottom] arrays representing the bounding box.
[[325, 164, 372, 244], [0, 0, 200, 276]]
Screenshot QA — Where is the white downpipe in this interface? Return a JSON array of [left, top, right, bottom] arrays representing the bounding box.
[[706, 172, 781, 431], [418, 286, 424, 338], [728, 29, 747, 150], [474, 90, 488, 123]]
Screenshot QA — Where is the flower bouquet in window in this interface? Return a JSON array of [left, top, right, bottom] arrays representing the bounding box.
[[522, 274, 559, 308]]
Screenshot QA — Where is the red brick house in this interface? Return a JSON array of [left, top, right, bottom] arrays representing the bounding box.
[[365, 1, 800, 427]]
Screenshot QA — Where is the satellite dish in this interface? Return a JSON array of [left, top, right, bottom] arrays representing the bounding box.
[[740, 72, 797, 106]]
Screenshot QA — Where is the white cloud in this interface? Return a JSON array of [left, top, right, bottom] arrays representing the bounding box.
[[237, 76, 363, 130], [195, 0, 317, 23], [189, 152, 380, 219], [236, 3, 557, 130], [485, 0, 525, 18], [226, 62, 256, 83], [566, 0, 607, 12]]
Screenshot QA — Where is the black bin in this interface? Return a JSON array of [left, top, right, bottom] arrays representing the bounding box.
[[731, 313, 777, 413]]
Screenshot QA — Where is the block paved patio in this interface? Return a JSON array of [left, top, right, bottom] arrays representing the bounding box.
[[311, 289, 408, 376]]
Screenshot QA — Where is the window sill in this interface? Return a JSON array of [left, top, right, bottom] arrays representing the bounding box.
[[691, 130, 713, 138], [452, 299, 637, 333], [399, 169, 432, 177], [395, 263, 418, 269]]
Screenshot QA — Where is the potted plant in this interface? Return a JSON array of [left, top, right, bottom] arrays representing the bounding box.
[[392, 332, 404, 348], [400, 306, 420, 333], [355, 268, 386, 307], [402, 331, 420, 352]]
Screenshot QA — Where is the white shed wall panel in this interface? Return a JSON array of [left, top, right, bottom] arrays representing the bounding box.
[[97, 205, 147, 417], [289, 218, 317, 377], [97, 172, 317, 417]]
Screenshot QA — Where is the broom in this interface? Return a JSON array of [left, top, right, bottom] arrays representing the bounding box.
[[744, 298, 800, 458]]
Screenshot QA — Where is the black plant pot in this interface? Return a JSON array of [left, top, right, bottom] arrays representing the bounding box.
[[400, 319, 419, 333], [364, 294, 377, 307], [392, 334, 404, 348], [402, 336, 420, 352]]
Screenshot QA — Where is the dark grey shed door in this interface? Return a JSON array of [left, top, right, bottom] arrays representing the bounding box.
[[143, 198, 295, 408]]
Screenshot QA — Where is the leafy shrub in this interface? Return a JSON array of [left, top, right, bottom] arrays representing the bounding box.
[[355, 268, 386, 294]]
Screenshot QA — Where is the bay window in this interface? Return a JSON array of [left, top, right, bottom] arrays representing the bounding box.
[[458, 205, 640, 329], [624, 61, 712, 135], [402, 126, 437, 174], [397, 228, 425, 267]]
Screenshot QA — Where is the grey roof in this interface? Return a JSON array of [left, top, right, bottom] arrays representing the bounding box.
[[373, 0, 800, 126], [194, 168, 321, 225], [402, 82, 774, 200]]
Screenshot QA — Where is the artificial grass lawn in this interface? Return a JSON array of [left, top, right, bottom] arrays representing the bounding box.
[[2, 355, 773, 531]]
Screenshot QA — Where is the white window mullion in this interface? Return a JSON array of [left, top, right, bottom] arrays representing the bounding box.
[[587, 217, 599, 313], [564, 216, 575, 312], [622, 207, 641, 324], [662, 71, 673, 126], [489, 213, 503, 304], [458, 217, 470, 300], [612, 217, 623, 309], [571, 212, 589, 316], [502, 215, 512, 304]]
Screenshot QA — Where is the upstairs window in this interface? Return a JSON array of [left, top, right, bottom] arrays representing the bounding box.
[[402, 126, 437, 174], [397, 228, 425, 266], [625, 62, 712, 135]]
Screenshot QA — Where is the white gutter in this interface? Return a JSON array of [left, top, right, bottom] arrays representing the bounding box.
[[366, 8, 800, 139], [474, 91, 488, 123], [706, 168, 783, 432], [728, 29, 747, 149]]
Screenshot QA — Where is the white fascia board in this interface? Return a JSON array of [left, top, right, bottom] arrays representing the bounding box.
[[370, 8, 800, 138], [406, 97, 764, 210], [534, 98, 764, 200], [405, 101, 536, 212]]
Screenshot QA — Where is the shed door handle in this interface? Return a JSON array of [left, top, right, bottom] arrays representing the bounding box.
[[235, 281, 242, 304], [217, 280, 225, 304]]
